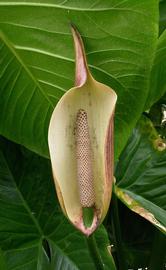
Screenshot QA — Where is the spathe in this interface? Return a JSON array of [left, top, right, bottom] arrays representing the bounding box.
[[48, 25, 117, 236]]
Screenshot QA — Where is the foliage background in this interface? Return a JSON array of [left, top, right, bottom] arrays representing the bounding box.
[[0, 0, 166, 269]]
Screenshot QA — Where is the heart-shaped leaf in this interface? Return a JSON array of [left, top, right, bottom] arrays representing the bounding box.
[[114, 116, 166, 233], [0, 0, 158, 159]]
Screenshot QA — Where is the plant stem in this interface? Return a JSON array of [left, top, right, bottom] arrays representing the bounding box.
[[148, 229, 166, 270], [86, 233, 105, 270], [111, 192, 127, 270]]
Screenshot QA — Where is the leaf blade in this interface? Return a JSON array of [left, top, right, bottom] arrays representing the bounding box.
[[115, 116, 166, 233], [146, 30, 166, 108], [0, 0, 158, 159]]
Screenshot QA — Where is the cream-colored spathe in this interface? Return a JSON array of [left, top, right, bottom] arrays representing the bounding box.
[[48, 26, 117, 235]]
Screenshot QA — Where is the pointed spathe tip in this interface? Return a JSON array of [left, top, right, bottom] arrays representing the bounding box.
[[70, 23, 89, 87]]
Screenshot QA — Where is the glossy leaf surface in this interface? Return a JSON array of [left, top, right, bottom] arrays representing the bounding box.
[[0, 0, 158, 159], [115, 116, 166, 233]]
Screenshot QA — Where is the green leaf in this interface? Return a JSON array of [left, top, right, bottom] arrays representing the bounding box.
[[114, 116, 166, 233], [0, 249, 7, 270], [0, 0, 158, 159], [0, 141, 116, 270], [146, 30, 166, 108], [159, 0, 166, 35]]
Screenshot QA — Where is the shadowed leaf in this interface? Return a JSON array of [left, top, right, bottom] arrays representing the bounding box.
[[115, 116, 166, 233]]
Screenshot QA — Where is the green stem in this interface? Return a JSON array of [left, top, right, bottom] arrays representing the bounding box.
[[148, 229, 166, 270], [111, 192, 127, 270], [86, 233, 105, 270]]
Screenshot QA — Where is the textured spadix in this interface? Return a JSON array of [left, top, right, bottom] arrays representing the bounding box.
[[48, 25, 117, 236]]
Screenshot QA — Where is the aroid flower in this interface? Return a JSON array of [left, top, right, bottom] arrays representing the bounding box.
[[48, 25, 117, 236]]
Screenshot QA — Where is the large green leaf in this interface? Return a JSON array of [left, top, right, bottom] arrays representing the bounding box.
[[0, 0, 158, 159], [114, 116, 166, 233], [0, 142, 116, 270], [146, 30, 166, 108]]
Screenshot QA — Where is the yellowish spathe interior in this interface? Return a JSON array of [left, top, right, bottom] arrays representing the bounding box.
[[48, 77, 117, 224]]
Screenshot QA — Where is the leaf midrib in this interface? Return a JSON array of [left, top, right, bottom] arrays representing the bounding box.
[[0, 1, 142, 12]]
